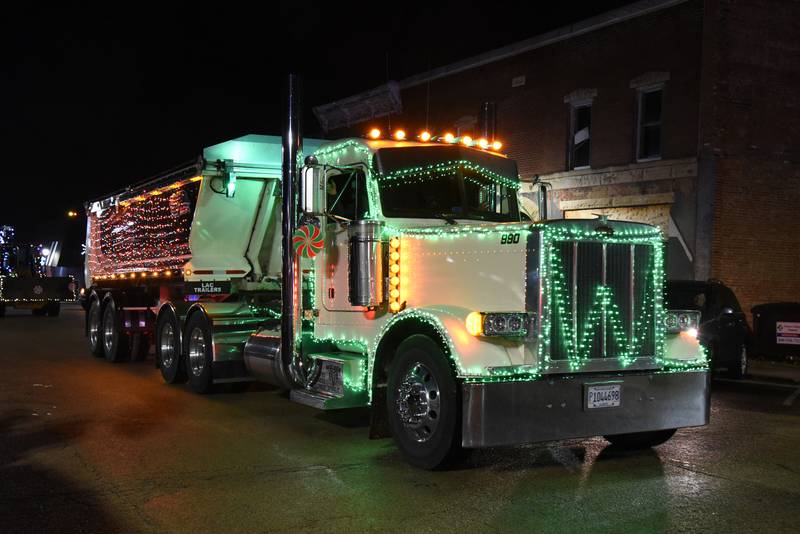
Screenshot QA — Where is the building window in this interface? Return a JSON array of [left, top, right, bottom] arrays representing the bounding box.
[[637, 87, 663, 160], [569, 103, 591, 169]]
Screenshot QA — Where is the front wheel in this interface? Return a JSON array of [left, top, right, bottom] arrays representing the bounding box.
[[387, 335, 463, 470], [728, 345, 748, 379], [604, 428, 677, 449], [184, 312, 214, 394]]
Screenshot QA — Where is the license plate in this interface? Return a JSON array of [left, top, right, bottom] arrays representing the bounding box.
[[586, 384, 622, 409], [315, 360, 343, 397]]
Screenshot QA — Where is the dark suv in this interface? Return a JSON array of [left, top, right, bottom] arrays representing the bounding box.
[[666, 279, 750, 378]]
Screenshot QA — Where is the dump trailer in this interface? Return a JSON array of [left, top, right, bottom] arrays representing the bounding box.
[[0, 232, 75, 317], [83, 77, 709, 468]]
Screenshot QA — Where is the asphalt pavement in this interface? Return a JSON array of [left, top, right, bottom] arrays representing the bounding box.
[[1, 304, 799, 533]]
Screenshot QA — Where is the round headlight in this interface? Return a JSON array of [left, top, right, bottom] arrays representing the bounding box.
[[678, 314, 689, 328], [665, 314, 678, 328], [508, 315, 523, 332]]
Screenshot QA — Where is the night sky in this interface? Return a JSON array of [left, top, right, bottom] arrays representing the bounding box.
[[1, 2, 631, 262]]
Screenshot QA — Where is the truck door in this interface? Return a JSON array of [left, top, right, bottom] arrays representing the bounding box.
[[322, 169, 370, 312]]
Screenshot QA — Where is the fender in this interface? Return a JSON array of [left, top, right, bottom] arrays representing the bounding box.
[[371, 305, 520, 385]]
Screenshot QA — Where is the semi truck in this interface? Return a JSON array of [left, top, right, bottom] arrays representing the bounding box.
[[1, 227, 76, 317], [82, 77, 709, 468]]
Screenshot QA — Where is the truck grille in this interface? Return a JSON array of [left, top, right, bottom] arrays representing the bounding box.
[[549, 241, 656, 361]]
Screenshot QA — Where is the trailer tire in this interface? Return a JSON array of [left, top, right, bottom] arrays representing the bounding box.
[[102, 297, 130, 363], [184, 312, 214, 394], [604, 428, 677, 450], [87, 299, 104, 356], [156, 311, 186, 384], [387, 335, 463, 470]]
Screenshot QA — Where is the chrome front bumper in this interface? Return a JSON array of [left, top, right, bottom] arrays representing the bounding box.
[[461, 370, 710, 448]]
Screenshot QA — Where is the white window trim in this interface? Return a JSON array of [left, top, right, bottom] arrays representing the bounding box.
[[635, 83, 664, 163], [569, 98, 593, 170]]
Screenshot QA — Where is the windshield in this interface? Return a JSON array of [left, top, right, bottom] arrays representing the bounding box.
[[374, 146, 520, 222]]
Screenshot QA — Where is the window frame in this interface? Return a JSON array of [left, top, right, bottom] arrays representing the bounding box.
[[635, 84, 664, 162], [568, 99, 592, 171]]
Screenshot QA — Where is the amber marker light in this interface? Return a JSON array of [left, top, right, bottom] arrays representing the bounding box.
[[443, 133, 455, 143], [492, 140, 503, 151], [466, 311, 484, 336], [419, 131, 431, 142], [190, 176, 203, 182], [393, 129, 406, 141], [461, 135, 473, 147], [477, 138, 489, 149], [368, 128, 381, 139], [184, 269, 192, 277], [165, 270, 172, 277]]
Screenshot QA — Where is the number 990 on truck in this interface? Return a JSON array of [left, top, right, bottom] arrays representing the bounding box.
[[82, 79, 709, 469]]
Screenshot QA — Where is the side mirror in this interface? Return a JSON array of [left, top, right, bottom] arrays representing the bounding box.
[[301, 163, 326, 216]]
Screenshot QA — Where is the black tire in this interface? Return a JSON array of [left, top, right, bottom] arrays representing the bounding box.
[[727, 345, 748, 379], [131, 333, 150, 361], [184, 312, 214, 394], [604, 428, 677, 449], [387, 334, 462, 470], [87, 299, 104, 356], [156, 311, 186, 384], [102, 297, 130, 363], [46, 302, 61, 317]]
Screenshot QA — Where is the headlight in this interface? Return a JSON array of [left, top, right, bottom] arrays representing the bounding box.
[[664, 310, 700, 334], [466, 312, 533, 337]]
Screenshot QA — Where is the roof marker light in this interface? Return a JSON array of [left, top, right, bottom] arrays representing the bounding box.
[[477, 138, 489, 149], [461, 136, 473, 147], [394, 129, 406, 140], [419, 131, 431, 142], [492, 140, 503, 151], [368, 128, 381, 139], [443, 133, 455, 143]]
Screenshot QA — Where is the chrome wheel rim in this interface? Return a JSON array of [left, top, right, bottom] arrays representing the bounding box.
[[103, 309, 115, 354], [396, 362, 441, 443], [741, 346, 747, 376], [160, 323, 176, 369], [188, 327, 206, 377], [89, 306, 100, 348]]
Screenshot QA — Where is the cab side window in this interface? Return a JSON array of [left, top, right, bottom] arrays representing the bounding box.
[[327, 169, 369, 220]]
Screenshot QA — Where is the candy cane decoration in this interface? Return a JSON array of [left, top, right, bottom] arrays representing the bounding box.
[[292, 224, 324, 259]]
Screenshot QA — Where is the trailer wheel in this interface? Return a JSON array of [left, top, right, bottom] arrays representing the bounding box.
[[387, 334, 463, 470], [102, 297, 130, 363], [184, 312, 214, 394], [87, 299, 104, 356], [604, 429, 677, 450], [156, 311, 186, 383], [45, 302, 61, 317]]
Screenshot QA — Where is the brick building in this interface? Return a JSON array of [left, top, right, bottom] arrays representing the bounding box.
[[315, 0, 800, 321]]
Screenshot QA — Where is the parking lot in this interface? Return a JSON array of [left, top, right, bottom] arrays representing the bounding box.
[[1, 304, 799, 533]]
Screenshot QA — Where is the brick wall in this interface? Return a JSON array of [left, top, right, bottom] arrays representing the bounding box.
[[338, 0, 705, 181], [707, 0, 800, 319]]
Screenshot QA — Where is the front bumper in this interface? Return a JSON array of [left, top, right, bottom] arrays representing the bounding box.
[[461, 370, 709, 448]]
